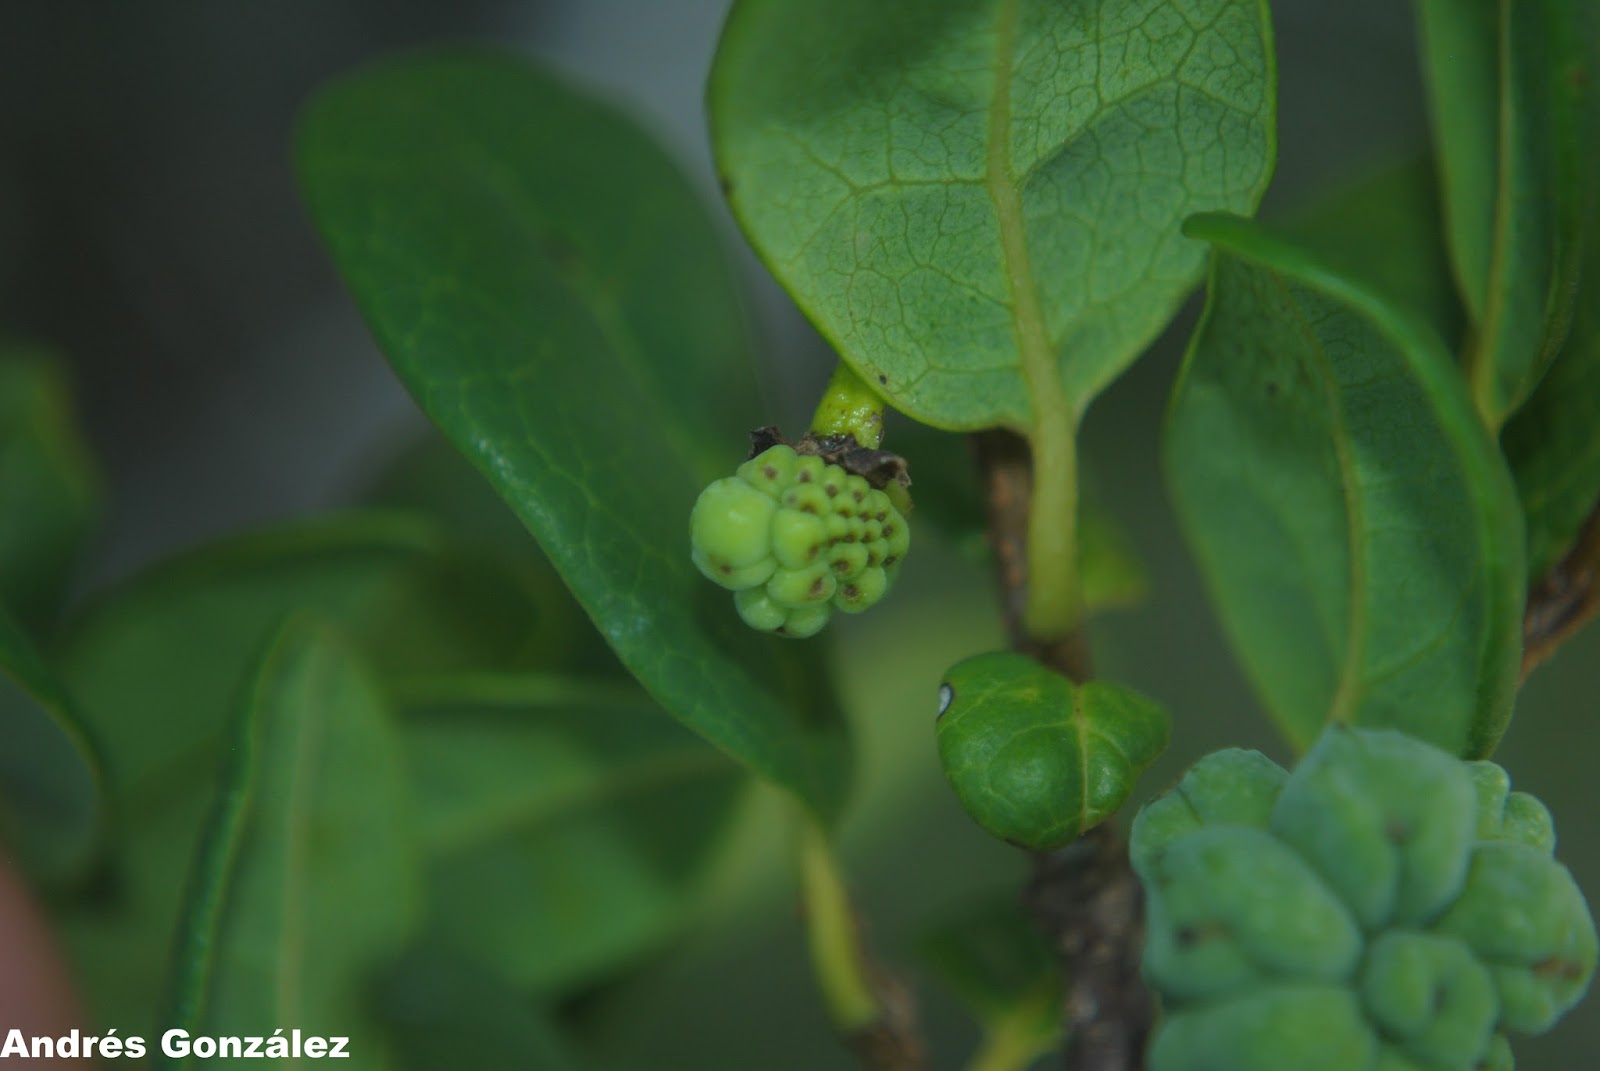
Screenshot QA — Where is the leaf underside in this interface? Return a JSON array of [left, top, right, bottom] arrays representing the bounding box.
[[711, 0, 1276, 431], [1167, 214, 1525, 757]]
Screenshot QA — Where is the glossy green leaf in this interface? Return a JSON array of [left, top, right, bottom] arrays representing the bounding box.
[[1166, 214, 1524, 756], [56, 513, 547, 1033], [1281, 155, 1464, 352], [889, 423, 1148, 612], [710, 0, 1276, 430], [364, 434, 623, 677], [936, 651, 1169, 850], [397, 673, 744, 992], [159, 620, 417, 1070], [0, 347, 98, 630], [918, 892, 1061, 1069], [1417, 0, 1593, 423], [0, 604, 101, 881], [297, 49, 850, 819], [374, 950, 581, 1071]]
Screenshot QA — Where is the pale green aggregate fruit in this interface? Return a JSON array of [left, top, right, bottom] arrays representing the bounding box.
[[689, 443, 911, 637], [1132, 725, 1598, 1071]]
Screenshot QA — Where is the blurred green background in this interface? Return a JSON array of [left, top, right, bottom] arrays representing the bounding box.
[[1, 1, 1594, 1068]]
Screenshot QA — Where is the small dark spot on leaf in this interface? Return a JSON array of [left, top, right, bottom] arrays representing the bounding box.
[[1265, 381, 1280, 399], [719, 564, 732, 575], [878, 374, 888, 385], [719, 175, 735, 196]]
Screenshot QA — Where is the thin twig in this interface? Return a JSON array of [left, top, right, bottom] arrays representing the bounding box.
[[799, 818, 930, 1071], [1523, 500, 1600, 679], [971, 428, 1151, 1071]]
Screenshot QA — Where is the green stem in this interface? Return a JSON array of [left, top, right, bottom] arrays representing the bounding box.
[[809, 362, 887, 449], [964, 1003, 1061, 1071], [1022, 415, 1079, 640], [799, 817, 879, 1031], [986, 0, 1080, 641]]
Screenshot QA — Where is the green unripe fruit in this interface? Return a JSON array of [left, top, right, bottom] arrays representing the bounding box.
[[771, 509, 828, 569], [833, 565, 887, 614], [935, 652, 1169, 851], [690, 478, 778, 576], [826, 541, 869, 580], [780, 605, 830, 638], [692, 548, 775, 592], [734, 586, 788, 632], [1466, 760, 1556, 853], [1360, 932, 1497, 1068], [1133, 725, 1598, 1071], [1150, 987, 1376, 1071], [737, 444, 799, 497], [882, 514, 909, 566], [791, 454, 827, 486], [781, 482, 832, 517], [690, 441, 912, 637], [767, 561, 836, 608]]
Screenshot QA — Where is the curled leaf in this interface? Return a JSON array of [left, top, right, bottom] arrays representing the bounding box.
[[935, 651, 1168, 851]]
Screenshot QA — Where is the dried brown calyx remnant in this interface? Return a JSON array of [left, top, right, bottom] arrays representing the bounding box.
[[748, 425, 910, 493]]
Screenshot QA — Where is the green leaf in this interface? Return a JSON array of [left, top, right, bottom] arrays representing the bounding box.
[[61, 512, 550, 796], [297, 49, 850, 820], [56, 513, 548, 1032], [710, 0, 1276, 430], [936, 651, 1170, 851], [1417, 0, 1593, 423], [0, 605, 102, 882], [159, 619, 417, 1070], [0, 347, 98, 631], [364, 434, 623, 677], [1280, 155, 1464, 353], [1503, 322, 1600, 582], [1166, 213, 1524, 756], [373, 950, 581, 1071], [397, 673, 745, 992], [918, 891, 1061, 1069]]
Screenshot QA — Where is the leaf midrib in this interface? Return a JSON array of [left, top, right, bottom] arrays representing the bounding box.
[[1264, 272, 1369, 731], [985, 0, 1068, 429], [985, 0, 1080, 636]]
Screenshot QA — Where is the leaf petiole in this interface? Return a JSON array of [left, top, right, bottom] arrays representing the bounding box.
[[808, 362, 888, 449]]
